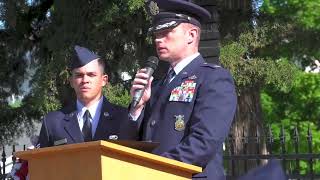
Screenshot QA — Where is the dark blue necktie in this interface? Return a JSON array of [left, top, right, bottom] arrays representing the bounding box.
[[82, 110, 92, 142], [164, 68, 175, 85]]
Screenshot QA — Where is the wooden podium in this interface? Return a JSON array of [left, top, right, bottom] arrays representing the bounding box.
[[15, 140, 202, 180]]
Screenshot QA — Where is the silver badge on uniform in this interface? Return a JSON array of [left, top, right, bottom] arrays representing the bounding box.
[[174, 115, 185, 131]]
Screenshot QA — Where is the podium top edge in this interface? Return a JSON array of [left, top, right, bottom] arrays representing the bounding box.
[[15, 140, 202, 174]]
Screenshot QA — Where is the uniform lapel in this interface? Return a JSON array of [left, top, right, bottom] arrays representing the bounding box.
[[93, 97, 115, 140], [62, 103, 84, 143]]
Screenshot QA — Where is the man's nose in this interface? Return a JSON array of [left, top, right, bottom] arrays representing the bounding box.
[[154, 37, 163, 46], [82, 75, 89, 83]]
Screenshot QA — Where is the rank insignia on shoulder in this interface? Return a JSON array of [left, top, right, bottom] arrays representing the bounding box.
[[188, 75, 197, 80], [174, 115, 185, 131]]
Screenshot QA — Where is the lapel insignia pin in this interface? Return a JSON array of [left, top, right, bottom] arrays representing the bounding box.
[[182, 71, 188, 75], [104, 112, 110, 117], [68, 112, 74, 117], [174, 115, 185, 131], [149, 1, 159, 16]]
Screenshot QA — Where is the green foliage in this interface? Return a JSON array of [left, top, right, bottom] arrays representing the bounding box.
[[9, 100, 22, 108], [220, 26, 297, 92], [261, 72, 320, 124], [104, 84, 131, 107], [261, 71, 320, 172], [266, 121, 320, 174], [0, 0, 151, 143], [259, 1, 320, 67], [261, 0, 320, 30]]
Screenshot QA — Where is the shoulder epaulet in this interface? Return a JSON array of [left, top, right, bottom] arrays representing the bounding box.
[[201, 62, 221, 69]]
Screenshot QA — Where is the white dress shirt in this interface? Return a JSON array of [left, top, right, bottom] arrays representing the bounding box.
[[170, 52, 200, 80], [76, 96, 104, 137]]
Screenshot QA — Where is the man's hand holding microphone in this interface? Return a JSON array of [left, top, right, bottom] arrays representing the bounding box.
[[130, 56, 159, 117]]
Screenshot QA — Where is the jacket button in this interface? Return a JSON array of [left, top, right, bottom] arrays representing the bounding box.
[[150, 120, 156, 127]]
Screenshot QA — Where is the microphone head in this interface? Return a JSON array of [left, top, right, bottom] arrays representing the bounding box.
[[146, 56, 159, 70]]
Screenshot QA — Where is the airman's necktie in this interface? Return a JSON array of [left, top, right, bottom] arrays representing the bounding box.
[[82, 110, 92, 142]]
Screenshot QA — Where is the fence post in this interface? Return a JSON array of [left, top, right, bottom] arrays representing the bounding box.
[[267, 126, 274, 154], [293, 126, 300, 178], [255, 130, 260, 166], [242, 128, 248, 173], [307, 125, 314, 180], [280, 125, 287, 173], [12, 145, 16, 165], [1, 147, 6, 180], [227, 134, 235, 177]]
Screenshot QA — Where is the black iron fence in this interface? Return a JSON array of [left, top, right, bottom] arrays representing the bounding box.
[[224, 126, 320, 179], [1, 126, 319, 179], [0, 145, 27, 179]]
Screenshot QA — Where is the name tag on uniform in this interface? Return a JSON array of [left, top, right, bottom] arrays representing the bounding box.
[[54, 138, 68, 146], [169, 80, 196, 102]]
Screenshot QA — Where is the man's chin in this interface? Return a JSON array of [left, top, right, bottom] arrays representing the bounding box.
[[77, 95, 92, 102], [158, 54, 170, 61]]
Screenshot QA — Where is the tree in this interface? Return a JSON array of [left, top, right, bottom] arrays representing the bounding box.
[[216, 0, 318, 174], [0, 0, 151, 144], [261, 71, 320, 174], [218, 0, 320, 164]]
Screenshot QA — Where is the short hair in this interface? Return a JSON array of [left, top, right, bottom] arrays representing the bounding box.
[[181, 23, 201, 45], [97, 58, 106, 74], [69, 58, 106, 75]]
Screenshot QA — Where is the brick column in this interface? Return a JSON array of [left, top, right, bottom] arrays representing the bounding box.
[[195, 0, 220, 64]]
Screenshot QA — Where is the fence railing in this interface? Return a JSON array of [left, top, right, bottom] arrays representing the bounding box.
[[224, 126, 320, 180], [1, 126, 319, 180]]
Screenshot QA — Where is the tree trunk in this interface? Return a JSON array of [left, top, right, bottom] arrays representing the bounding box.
[[228, 88, 267, 175], [198, 0, 269, 176]]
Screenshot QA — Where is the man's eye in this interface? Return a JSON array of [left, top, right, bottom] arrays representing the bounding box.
[[88, 73, 97, 77]]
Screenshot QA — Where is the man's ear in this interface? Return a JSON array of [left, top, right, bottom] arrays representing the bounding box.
[[102, 74, 108, 86], [69, 77, 74, 88], [188, 28, 198, 44]]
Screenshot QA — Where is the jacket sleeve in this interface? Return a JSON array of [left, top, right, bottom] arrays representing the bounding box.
[[38, 116, 52, 148], [161, 68, 237, 168], [119, 105, 145, 140]]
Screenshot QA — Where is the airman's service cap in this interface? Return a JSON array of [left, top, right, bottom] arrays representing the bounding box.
[[146, 0, 211, 33], [69, 45, 100, 70]]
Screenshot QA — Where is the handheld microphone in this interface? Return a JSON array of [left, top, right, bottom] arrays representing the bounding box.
[[131, 56, 159, 109]]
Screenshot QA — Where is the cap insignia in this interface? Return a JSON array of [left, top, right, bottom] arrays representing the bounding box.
[[149, 1, 159, 16], [155, 21, 178, 31]]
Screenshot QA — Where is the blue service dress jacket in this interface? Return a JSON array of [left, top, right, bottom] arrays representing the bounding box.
[[38, 96, 128, 148], [124, 55, 237, 180]]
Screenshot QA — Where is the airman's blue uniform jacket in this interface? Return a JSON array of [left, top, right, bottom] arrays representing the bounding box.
[[38, 96, 127, 147], [125, 55, 237, 180]]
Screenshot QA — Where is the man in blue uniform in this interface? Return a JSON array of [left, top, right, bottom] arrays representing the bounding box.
[[38, 45, 127, 147], [128, 0, 237, 179]]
